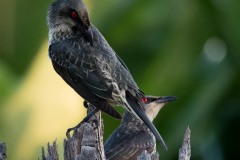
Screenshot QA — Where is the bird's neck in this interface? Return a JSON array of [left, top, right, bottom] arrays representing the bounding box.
[[48, 24, 75, 45], [146, 103, 164, 122]]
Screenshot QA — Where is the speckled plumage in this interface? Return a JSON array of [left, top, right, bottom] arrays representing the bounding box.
[[105, 121, 155, 160], [47, 0, 169, 149], [104, 96, 175, 160], [48, 25, 142, 118]]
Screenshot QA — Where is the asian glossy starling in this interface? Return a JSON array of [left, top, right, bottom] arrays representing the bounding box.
[[104, 96, 176, 160], [47, 0, 174, 149]]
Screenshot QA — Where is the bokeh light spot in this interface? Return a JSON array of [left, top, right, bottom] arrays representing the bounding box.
[[203, 37, 227, 63]]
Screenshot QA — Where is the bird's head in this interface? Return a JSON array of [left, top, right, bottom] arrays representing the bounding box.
[[123, 96, 177, 124], [145, 100, 165, 122], [47, 0, 91, 43], [145, 96, 177, 122]]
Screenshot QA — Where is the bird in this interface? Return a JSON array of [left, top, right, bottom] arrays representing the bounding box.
[[104, 96, 176, 160], [47, 0, 175, 149]]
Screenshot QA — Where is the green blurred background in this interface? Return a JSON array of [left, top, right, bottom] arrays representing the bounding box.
[[0, 0, 240, 159]]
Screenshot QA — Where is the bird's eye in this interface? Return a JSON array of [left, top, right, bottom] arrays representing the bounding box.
[[71, 11, 78, 19], [141, 97, 148, 103]]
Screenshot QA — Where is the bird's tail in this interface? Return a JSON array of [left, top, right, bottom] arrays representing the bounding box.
[[125, 91, 168, 150], [95, 101, 122, 120]]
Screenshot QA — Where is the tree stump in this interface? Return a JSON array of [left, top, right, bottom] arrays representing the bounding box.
[[0, 143, 7, 160], [179, 126, 191, 160], [0, 107, 191, 160], [41, 104, 191, 160]]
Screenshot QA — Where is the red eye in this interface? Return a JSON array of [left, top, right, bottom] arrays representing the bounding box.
[[71, 11, 78, 18], [141, 97, 148, 103]]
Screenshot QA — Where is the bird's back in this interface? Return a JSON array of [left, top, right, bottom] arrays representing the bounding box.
[[88, 25, 139, 90], [104, 112, 155, 160]]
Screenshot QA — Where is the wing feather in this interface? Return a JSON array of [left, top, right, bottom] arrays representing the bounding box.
[[49, 42, 112, 100], [104, 126, 155, 160], [49, 41, 122, 119]]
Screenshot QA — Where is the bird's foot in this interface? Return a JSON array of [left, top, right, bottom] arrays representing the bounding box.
[[83, 100, 89, 108], [66, 108, 99, 138], [66, 125, 80, 138]]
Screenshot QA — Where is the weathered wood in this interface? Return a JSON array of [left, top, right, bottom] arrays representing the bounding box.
[[41, 141, 59, 160], [0, 142, 7, 160], [179, 126, 191, 160], [63, 105, 106, 160], [1, 122, 191, 160], [39, 105, 191, 160]]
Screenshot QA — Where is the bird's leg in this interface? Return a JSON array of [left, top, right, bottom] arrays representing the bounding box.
[[66, 101, 99, 137]]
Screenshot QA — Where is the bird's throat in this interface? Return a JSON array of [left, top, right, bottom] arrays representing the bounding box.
[[49, 24, 74, 44]]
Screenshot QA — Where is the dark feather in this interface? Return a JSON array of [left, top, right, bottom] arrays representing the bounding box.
[[115, 53, 130, 73], [104, 125, 155, 160], [49, 42, 122, 119]]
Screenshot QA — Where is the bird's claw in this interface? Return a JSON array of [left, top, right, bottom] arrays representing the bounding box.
[[83, 100, 89, 108], [66, 122, 83, 138], [66, 105, 98, 138], [66, 128, 73, 138]]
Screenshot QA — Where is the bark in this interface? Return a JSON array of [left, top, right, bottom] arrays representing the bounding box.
[[1, 108, 191, 160], [41, 141, 59, 160], [41, 105, 162, 160], [63, 105, 105, 160], [178, 126, 191, 160], [0, 143, 7, 160]]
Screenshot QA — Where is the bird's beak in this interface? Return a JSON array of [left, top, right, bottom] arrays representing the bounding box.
[[155, 96, 177, 104], [84, 27, 93, 46], [77, 0, 93, 45], [146, 96, 177, 104], [78, 0, 90, 29], [76, 23, 93, 45]]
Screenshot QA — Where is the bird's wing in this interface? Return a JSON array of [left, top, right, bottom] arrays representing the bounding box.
[[104, 127, 155, 160], [90, 25, 130, 73], [49, 41, 113, 99], [115, 53, 131, 73], [91, 25, 139, 90], [49, 41, 122, 119]]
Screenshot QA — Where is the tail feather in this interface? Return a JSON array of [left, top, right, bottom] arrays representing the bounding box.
[[125, 91, 168, 150], [94, 101, 122, 120]]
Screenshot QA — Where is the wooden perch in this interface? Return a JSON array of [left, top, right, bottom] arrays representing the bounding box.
[[41, 105, 105, 160], [41, 141, 58, 160], [41, 108, 192, 160], [1, 108, 191, 160], [63, 105, 105, 160], [0, 142, 7, 160], [178, 126, 191, 160], [41, 104, 162, 160]]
